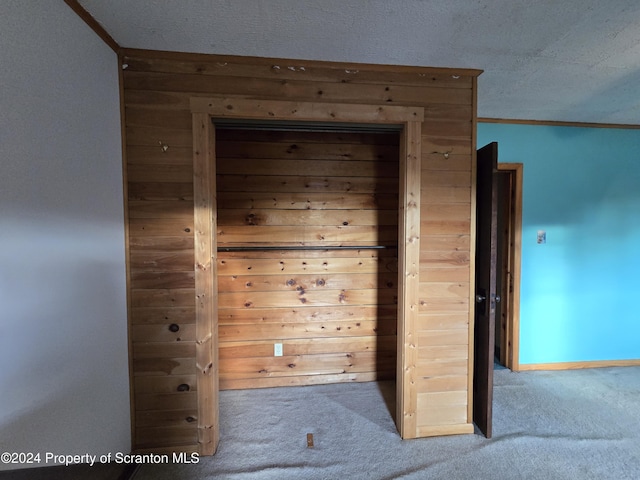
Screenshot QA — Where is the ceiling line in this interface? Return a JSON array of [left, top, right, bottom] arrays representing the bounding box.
[[65, 0, 120, 53]]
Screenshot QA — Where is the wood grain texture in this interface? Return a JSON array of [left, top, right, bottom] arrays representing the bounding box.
[[122, 50, 478, 451], [192, 113, 219, 454], [191, 96, 424, 121], [216, 129, 399, 391], [396, 121, 421, 438]]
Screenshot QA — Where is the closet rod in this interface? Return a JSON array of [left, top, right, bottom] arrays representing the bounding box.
[[217, 245, 396, 252]]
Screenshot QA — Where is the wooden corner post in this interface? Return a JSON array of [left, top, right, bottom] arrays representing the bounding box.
[[396, 121, 422, 439], [192, 112, 219, 455]]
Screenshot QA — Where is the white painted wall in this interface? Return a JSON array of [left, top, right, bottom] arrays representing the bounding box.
[[0, 1, 130, 470]]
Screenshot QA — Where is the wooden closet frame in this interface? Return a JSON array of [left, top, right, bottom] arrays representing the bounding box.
[[190, 96, 424, 454]]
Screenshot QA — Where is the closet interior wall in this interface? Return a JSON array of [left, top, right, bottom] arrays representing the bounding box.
[[216, 128, 399, 390]]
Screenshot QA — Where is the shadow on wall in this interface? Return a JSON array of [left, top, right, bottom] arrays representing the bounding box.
[[0, 219, 130, 466]]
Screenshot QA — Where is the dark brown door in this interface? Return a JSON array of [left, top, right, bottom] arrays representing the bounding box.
[[473, 142, 499, 438]]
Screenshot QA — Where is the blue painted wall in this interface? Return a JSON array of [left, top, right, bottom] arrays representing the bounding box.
[[478, 123, 640, 365]]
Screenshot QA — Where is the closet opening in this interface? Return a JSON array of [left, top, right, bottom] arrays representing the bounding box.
[[190, 97, 424, 453], [215, 125, 400, 406]]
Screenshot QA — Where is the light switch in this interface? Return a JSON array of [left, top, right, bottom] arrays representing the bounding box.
[[537, 230, 546, 244], [274, 343, 283, 357]]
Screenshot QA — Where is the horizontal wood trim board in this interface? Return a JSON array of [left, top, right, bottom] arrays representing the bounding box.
[[127, 68, 472, 100], [479, 117, 640, 130], [122, 48, 482, 78], [122, 53, 479, 89], [191, 97, 424, 123], [125, 72, 472, 106], [518, 359, 640, 371]]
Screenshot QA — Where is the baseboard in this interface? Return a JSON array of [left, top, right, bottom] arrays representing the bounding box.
[[518, 359, 640, 371]]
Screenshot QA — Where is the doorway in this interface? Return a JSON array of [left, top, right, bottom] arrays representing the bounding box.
[[495, 163, 522, 372], [190, 97, 424, 453]]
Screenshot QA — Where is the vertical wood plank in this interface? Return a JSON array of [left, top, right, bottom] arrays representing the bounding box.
[[467, 76, 479, 423], [118, 50, 137, 449], [192, 113, 219, 454], [396, 121, 421, 439]]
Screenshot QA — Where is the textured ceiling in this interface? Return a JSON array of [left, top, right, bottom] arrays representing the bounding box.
[[78, 0, 640, 125]]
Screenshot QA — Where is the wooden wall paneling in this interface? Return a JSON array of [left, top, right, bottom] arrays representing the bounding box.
[[215, 128, 400, 390], [129, 72, 470, 106], [416, 105, 474, 435], [190, 97, 424, 122], [117, 49, 136, 452], [122, 50, 477, 88], [192, 113, 219, 454], [121, 50, 479, 452]]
